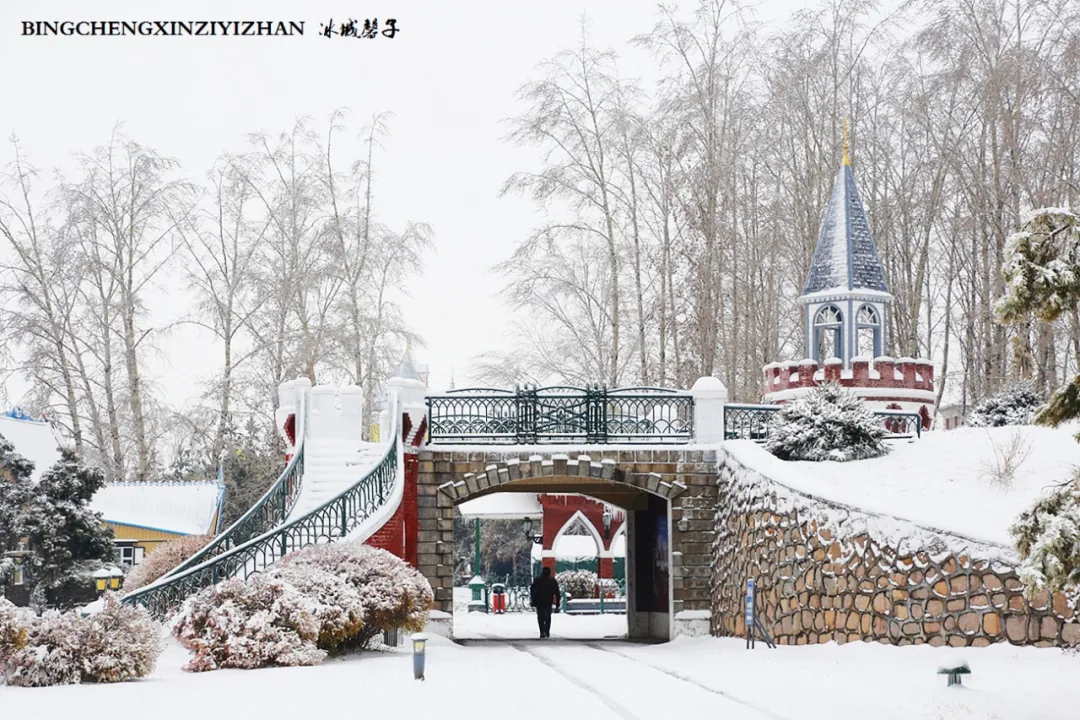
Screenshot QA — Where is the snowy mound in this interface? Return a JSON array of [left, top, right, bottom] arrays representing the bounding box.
[[723, 423, 1080, 547]]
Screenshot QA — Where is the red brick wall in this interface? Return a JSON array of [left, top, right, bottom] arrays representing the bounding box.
[[539, 494, 623, 577], [366, 502, 405, 556]]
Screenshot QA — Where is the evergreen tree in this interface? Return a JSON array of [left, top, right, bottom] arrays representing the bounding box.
[[218, 418, 284, 529], [967, 381, 1044, 427], [765, 383, 889, 462], [1009, 470, 1080, 598], [0, 436, 114, 609], [997, 209, 1080, 437], [19, 449, 114, 609], [0, 434, 35, 551]]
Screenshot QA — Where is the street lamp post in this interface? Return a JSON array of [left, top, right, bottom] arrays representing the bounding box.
[[93, 565, 124, 596]]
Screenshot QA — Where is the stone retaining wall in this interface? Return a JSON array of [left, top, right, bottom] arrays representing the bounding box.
[[711, 448, 1080, 648]]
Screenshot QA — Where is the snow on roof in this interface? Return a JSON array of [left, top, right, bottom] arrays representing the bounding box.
[[458, 492, 542, 519], [91, 480, 226, 536], [529, 533, 626, 559], [722, 423, 1080, 549], [0, 414, 63, 482]]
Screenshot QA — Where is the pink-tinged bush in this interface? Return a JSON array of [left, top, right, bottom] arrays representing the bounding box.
[[268, 563, 365, 652], [170, 574, 326, 672], [0, 594, 163, 687], [78, 594, 165, 682], [270, 541, 433, 651], [125, 534, 212, 591]]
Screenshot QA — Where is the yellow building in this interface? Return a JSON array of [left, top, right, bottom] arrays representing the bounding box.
[[90, 480, 226, 566]]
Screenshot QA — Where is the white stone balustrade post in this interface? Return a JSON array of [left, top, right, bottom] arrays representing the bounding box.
[[691, 376, 729, 444]]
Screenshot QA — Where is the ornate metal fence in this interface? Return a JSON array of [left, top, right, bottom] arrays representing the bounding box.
[[485, 574, 627, 613], [158, 450, 306, 581], [122, 419, 400, 619], [723, 403, 923, 442], [427, 385, 693, 445]]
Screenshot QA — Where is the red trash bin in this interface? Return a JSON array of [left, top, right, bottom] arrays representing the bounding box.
[[491, 583, 507, 613]]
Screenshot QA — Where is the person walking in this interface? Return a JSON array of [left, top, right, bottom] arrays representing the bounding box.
[[530, 566, 560, 639]]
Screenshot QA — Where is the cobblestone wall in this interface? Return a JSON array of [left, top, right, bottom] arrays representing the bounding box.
[[711, 448, 1080, 648]]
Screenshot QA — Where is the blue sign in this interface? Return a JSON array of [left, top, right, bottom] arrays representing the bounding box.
[[745, 578, 755, 625]]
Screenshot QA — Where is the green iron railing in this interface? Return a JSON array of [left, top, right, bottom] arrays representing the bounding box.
[[157, 448, 306, 581], [156, 393, 309, 582], [723, 403, 924, 442], [122, 414, 400, 618], [427, 385, 693, 445]]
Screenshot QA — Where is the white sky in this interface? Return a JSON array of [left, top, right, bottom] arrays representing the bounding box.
[[0, 0, 803, 411]]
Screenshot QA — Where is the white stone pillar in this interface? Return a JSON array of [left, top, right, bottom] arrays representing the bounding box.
[[691, 376, 729, 444], [385, 376, 428, 446]]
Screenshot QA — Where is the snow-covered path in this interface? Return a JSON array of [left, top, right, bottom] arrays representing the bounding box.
[[515, 642, 779, 720], [7, 632, 1080, 719]]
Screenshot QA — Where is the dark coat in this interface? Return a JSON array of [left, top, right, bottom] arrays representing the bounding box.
[[530, 573, 560, 611]]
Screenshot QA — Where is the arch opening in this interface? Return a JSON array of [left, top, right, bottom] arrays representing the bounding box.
[[446, 474, 673, 644]]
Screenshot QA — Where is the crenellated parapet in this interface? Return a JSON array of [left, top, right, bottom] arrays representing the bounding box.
[[763, 356, 934, 395]]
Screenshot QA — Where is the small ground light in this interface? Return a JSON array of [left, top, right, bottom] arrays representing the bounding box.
[[937, 658, 971, 687], [412, 633, 427, 681]]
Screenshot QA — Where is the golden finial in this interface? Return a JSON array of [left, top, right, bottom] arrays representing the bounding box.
[[842, 118, 850, 166]]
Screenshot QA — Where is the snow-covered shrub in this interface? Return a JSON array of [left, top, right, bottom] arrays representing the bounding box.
[[270, 541, 432, 652], [765, 382, 889, 462], [77, 593, 164, 683], [0, 597, 30, 661], [0, 608, 82, 687], [556, 569, 598, 599], [268, 562, 365, 652], [0, 593, 163, 687], [1010, 473, 1080, 598], [124, 534, 212, 591], [968, 381, 1044, 427], [170, 574, 326, 672]]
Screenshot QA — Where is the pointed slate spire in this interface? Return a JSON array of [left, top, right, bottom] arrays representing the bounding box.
[[396, 341, 422, 381], [801, 150, 888, 296]]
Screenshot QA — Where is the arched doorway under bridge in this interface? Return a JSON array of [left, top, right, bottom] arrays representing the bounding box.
[[417, 450, 719, 642]]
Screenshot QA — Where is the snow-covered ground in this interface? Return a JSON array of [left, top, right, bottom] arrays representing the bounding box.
[[453, 607, 628, 640], [724, 423, 1080, 547], [452, 586, 627, 640], [8, 632, 1080, 719]]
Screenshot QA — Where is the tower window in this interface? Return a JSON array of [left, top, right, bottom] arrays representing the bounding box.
[[813, 305, 843, 362], [856, 304, 880, 358]]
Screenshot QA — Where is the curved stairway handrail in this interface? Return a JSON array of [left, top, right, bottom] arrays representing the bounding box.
[[122, 402, 401, 619], [158, 394, 310, 581]]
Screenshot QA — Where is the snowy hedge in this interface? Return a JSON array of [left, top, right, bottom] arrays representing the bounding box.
[[171, 541, 433, 672], [125, 534, 212, 591], [557, 569, 598, 599], [765, 383, 889, 462], [968, 381, 1044, 427], [1010, 473, 1080, 598], [0, 594, 163, 687], [269, 542, 432, 652], [170, 575, 326, 672]]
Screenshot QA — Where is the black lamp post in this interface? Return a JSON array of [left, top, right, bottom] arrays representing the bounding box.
[[523, 517, 541, 544], [602, 507, 613, 540]]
